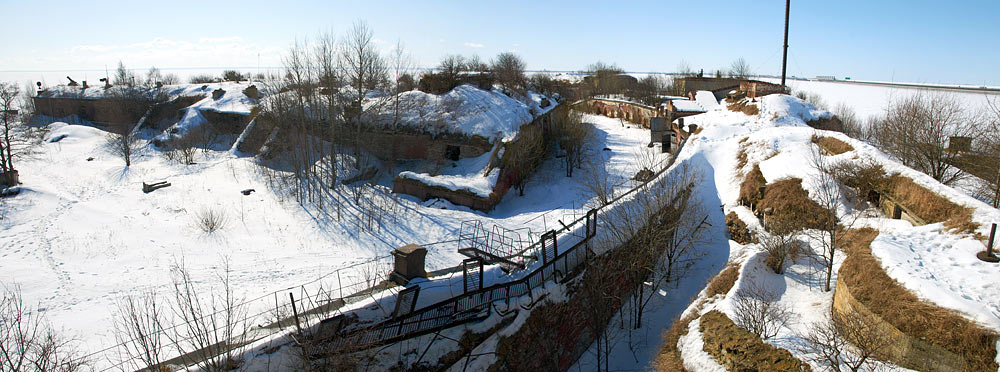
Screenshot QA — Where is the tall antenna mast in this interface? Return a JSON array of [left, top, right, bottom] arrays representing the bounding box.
[[781, 0, 790, 88]]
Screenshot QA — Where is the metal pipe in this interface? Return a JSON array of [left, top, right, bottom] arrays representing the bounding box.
[[781, 0, 791, 88]]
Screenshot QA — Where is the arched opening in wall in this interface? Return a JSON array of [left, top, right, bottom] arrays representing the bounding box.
[[445, 145, 461, 161]]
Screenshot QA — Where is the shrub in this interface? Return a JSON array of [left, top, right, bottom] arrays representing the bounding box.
[[830, 158, 888, 202], [759, 177, 832, 235], [700, 310, 811, 371], [731, 281, 793, 340], [195, 207, 228, 233], [725, 212, 753, 244], [735, 138, 751, 173], [221, 70, 247, 82], [839, 228, 997, 372], [738, 164, 766, 207], [811, 134, 854, 155], [760, 233, 799, 274], [189, 74, 217, 84]]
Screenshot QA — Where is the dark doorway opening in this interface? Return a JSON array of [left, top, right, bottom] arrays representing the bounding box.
[[445, 145, 460, 161]]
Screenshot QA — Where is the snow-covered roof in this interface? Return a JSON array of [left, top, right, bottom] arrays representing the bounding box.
[[37, 82, 262, 115], [670, 99, 706, 113], [366, 84, 555, 142]]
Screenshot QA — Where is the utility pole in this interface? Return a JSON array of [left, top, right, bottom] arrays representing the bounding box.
[[781, 0, 790, 88]]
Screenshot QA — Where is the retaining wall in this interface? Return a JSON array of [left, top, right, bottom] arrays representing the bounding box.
[[832, 277, 967, 371]]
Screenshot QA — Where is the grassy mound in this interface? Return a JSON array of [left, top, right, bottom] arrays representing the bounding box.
[[700, 310, 811, 372], [758, 178, 832, 235], [811, 134, 854, 155], [839, 228, 997, 372]]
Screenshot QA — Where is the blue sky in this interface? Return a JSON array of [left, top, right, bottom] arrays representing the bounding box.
[[1, 0, 998, 85]]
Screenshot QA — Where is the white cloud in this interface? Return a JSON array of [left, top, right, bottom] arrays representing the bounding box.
[[464, 42, 484, 48]]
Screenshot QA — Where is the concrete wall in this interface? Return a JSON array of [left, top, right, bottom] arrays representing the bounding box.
[[392, 176, 497, 211], [32, 96, 148, 126], [877, 193, 927, 226], [360, 131, 492, 162], [583, 99, 660, 127], [833, 278, 967, 372]]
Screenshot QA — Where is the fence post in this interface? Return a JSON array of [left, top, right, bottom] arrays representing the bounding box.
[[290, 293, 303, 335], [274, 292, 282, 330]]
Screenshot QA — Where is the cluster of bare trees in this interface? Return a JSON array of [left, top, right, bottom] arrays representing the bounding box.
[[111, 259, 251, 372], [0, 83, 23, 182], [1, 285, 89, 372], [867, 93, 975, 186]]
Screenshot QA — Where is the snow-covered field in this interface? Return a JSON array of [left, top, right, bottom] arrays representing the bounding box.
[[761, 78, 1000, 119], [0, 100, 664, 367]]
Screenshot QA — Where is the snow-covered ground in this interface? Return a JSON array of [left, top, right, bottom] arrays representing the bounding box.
[[0, 101, 662, 368], [570, 92, 1000, 371], [761, 77, 1000, 120]]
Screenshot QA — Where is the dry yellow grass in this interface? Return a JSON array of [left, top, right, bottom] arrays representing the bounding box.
[[811, 134, 854, 155], [885, 175, 978, 233], [738, 164, 766, 206], [758, 177, 832, 235], [706, 263, 740, 297], [699, 310, 812, 371], [840, 228, 998, 372]]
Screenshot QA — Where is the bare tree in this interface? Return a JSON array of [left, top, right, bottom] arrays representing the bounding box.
[[105, 121, 138, 167], [491, 52, 527, 95], [577, 157, 615, 206], [112, 289, 166, 372], [0, 83, 21, 177], [731, 280, 793, 340], [388, 39, 414, 131], [584, 61, 624, 97], [339, 20, 388, 169], [869, 93, 975, 185], [729, 57, 752, 80], [807, 147, 856, 292], [555, 109, 591, 177], [167, 259, 250, 372], [676, 60, 693, 77], [1, 284, 89, 372], [502, 124, 546, 196], [798, 311, 898, 372], [113, 61, 136, 87]]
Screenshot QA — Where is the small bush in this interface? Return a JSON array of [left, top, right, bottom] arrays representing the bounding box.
[[189, 74, 218, 84], [196, 207, 228, 233], [738, 164, 766, 207], [731, 281, 793, 340], [759, 177, 832, 235], [830, 158, 888, 202], [706, 263, 740, 297], [839, 228, 997, 372], [700, 310, 812, 371], [725, 212, 753, 244], [811, 134, 854, 155], [760, 233, 799, 274], [221, 70, 247, 82]]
